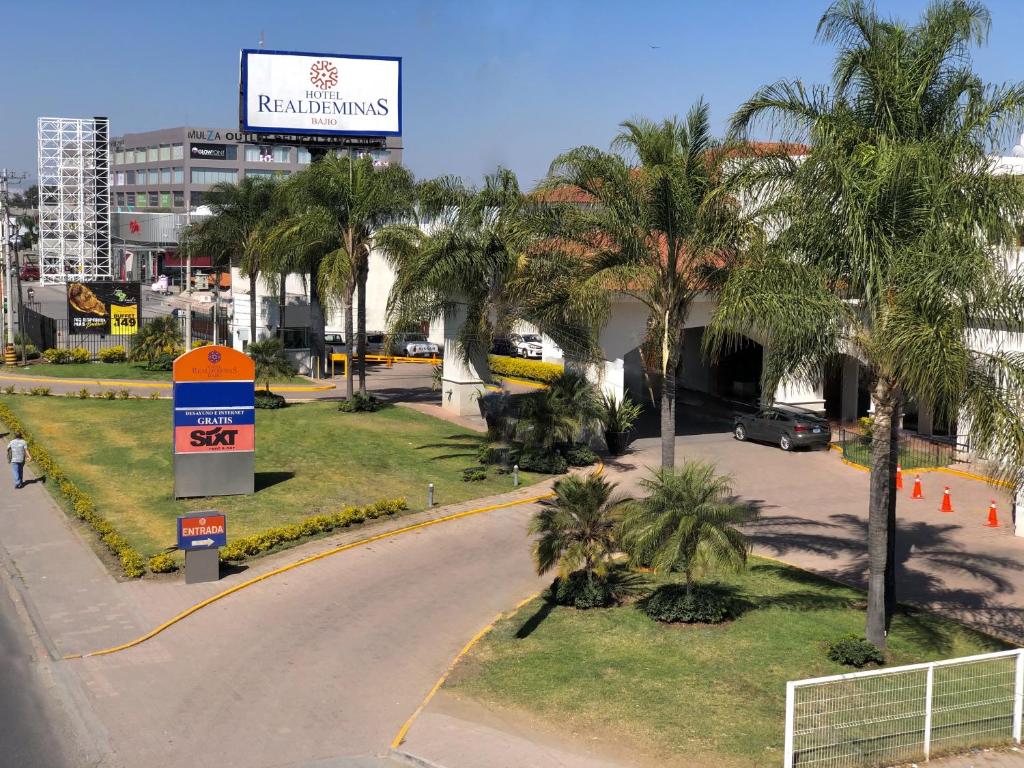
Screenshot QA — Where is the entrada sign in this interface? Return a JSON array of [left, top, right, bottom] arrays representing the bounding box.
[[172, 345, 255, 498], [177, 513, 227, 551]]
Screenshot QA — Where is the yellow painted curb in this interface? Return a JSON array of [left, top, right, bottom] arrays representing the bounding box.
[[832, 444, 1010, 487], [0, 374, 334, 393], [391, 589, 544, 749]]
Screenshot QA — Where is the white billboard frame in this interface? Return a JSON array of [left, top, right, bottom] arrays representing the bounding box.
[[239, 49, 402, 138]]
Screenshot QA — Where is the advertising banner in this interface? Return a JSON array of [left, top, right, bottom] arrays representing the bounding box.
[[189, 143, 228, 160], [240, 49, 401, 137], [66, 282, 141, 335], [172, 346, 256, 498]]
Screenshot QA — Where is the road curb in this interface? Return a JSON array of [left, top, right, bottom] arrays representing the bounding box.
[[390, 748, 451, 768]]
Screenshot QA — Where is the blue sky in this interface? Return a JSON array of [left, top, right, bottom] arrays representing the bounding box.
[[3, 0, 1024, 189]]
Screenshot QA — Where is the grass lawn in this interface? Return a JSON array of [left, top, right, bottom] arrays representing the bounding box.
[[2, 361, 309, 384], [1, 396, 546, 558], [841, 440, 953, 470], [447, 560, 1009, 768]]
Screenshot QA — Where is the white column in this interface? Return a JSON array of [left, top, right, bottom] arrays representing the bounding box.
[[774, 376, 826, 414], [841, 356, 859, 423], [441, 304, 488, 417]]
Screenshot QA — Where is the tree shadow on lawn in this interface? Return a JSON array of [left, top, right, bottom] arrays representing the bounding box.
[[254, 471, 295, 492], [515, 599, 557, 639], [746, 512, 1024, 643], [416, 434, 487, 462]]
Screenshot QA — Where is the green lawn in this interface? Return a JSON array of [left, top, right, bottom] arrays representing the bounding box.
[[1, 396, 545, 557], [841, 440, 954, 470], [2, 361, 309, 384], [447, 560, 1008, 768]]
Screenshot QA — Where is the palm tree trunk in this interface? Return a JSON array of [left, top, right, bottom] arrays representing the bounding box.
[[357, 261, 367, 394], [660, 332, 679, 468], [278, 273, 286, 341], [344, 285, 355, 400], [309, 266, 326, 377], [866, 378, 899, 649], [249, 272, 258, 343]]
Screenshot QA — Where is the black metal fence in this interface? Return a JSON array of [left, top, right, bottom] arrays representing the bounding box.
[[838, 426, 969, 469], [18, 306, 229, 359]]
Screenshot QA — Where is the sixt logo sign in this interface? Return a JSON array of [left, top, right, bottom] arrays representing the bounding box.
[[189, 427, 239, 448]]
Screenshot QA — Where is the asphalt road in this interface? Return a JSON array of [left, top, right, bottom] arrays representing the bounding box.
[[0, 583, 75, 768]]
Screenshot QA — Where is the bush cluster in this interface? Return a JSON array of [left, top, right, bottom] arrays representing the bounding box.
[[827, 635, 885, 668], [462, 466, 488, 482], [148, 553, 178, 573], [337, 391, 383, 413], [640, 583, 738, 624], [487, 355, 563, 384], [254, 391, 287, 409], [563, 444, 598, 467], [191, 340, 210, 349], [42, 347, 91, 364], [98, 346, 128, 363], [545, 569, 646, 610], [219, 498, 408, 562], [515, 449, 568, 474], [28, 387, 51, 396], [15, 343, 41, 360], [0, 402, 145, 578]]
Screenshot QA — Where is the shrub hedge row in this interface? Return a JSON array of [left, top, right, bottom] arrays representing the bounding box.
[[0, 401, 146, 578], [487, 355, 563, 384], [219, 498, 408, 562], [43, 347, 91, 364]]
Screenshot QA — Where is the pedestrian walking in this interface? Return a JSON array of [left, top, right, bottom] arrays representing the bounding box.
[[6, 431, 31, 489]]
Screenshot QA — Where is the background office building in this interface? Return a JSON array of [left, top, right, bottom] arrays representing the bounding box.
[[110, 126, 402, 213]]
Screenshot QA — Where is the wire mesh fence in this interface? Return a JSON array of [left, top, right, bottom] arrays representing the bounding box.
[[785, 649, 1023, 768], [837, 427, 968, 469]]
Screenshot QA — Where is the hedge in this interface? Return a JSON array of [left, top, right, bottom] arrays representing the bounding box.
[[219, 498, 408, 562], [0, 401, 146, 578], [487, 355, 562, 384]]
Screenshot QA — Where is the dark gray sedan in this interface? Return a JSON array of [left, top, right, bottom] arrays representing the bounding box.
[[733, 406, 832, 451]]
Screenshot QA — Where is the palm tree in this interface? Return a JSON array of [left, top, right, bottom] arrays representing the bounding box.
[[515, 388, 580, 450], [273, 154, 415, 398], [530, 474, 627, 580], [621, 463, 753, 596], [712, 0, 1024, 647], [536, 105, 751, 468], [129, 315, 183, 368], [246, 337, 295, 392], [183, 177, 279, 343]]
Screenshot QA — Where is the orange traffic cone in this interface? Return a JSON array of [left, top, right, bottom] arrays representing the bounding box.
[[896, 465, 903, 490], [939, 486, 954, 513], [985, 500, 1000, 528], [911, 475, 924, 499]]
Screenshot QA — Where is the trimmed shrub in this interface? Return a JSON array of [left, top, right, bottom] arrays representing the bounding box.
[[192, 339, 210, 349], [488, 355, 562, 384], [15, 343, 40, 360], [827, 635, 885, 668], [28, 387, 51, 396], [148, 553, 178, 573], [219, 497, 408, 563], [77, 388, 91, 399], [640, 583, 739, 624], [99, 345, 127, 363], [562, 444, 598, 467], [117, 389, 131, 400], [2, 385, 14, 395], [516, 449, 568, 475], [462, 466, 487, 482], [545, 569, 647, 610], [70, 347, 90, 363], [42, 348, 72, 364], [254, 391, 287, 409], [337, 391, 382, 413], [101, 390, 117, 400], [146, 352, 176, 371], [148, 392, 161, 400]]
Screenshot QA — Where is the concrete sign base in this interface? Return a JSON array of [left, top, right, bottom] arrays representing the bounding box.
[[184, 549, 221, 584]]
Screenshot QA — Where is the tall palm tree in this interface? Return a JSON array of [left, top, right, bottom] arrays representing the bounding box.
[[530, 474, 627, 580], [712, 0, 1024, 647], [273, 154, 415, 398], [621, 463, 753, 596], [183, 176, 279, 343], [536, 105, 751, 468]]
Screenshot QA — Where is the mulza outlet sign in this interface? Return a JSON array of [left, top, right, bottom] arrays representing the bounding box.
[[172, 345, 255, 498], [239, 49, 401, 137]]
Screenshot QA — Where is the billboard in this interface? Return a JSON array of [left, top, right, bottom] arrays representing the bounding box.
[[67, 281, 141, 335], [240, 49, 401, 137], [172, 345, 255, 498]]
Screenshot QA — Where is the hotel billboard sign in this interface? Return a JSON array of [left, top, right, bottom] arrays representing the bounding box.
[[239, 49, 401, 137]]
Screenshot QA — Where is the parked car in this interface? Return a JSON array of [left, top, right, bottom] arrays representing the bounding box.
[[324, 333, 346, 354], [510, 333, 543, 359], [491, 336, 515, 357], [389, 332, 441, 358], [733, 405, 832, 451], [19, 262, 39, 281]]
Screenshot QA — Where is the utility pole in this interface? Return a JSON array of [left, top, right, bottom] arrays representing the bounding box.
[[0, 169, 29, 365]]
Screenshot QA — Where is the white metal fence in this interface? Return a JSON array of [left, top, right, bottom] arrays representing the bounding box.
[[784, 649, 1024, 767]]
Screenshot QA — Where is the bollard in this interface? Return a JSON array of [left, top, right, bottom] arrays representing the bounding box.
[[428, 482, 434, 507], [513, 464, 519, 487]]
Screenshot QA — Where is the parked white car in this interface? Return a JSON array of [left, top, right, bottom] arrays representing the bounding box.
[[390, 332, 442, 358], [510, 333, 543, 359]]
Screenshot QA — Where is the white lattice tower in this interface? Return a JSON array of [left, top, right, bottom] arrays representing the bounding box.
[[36, 117, 112, 284]]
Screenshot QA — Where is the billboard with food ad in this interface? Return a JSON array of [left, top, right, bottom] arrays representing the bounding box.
[[66, 282, 141, 335]]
